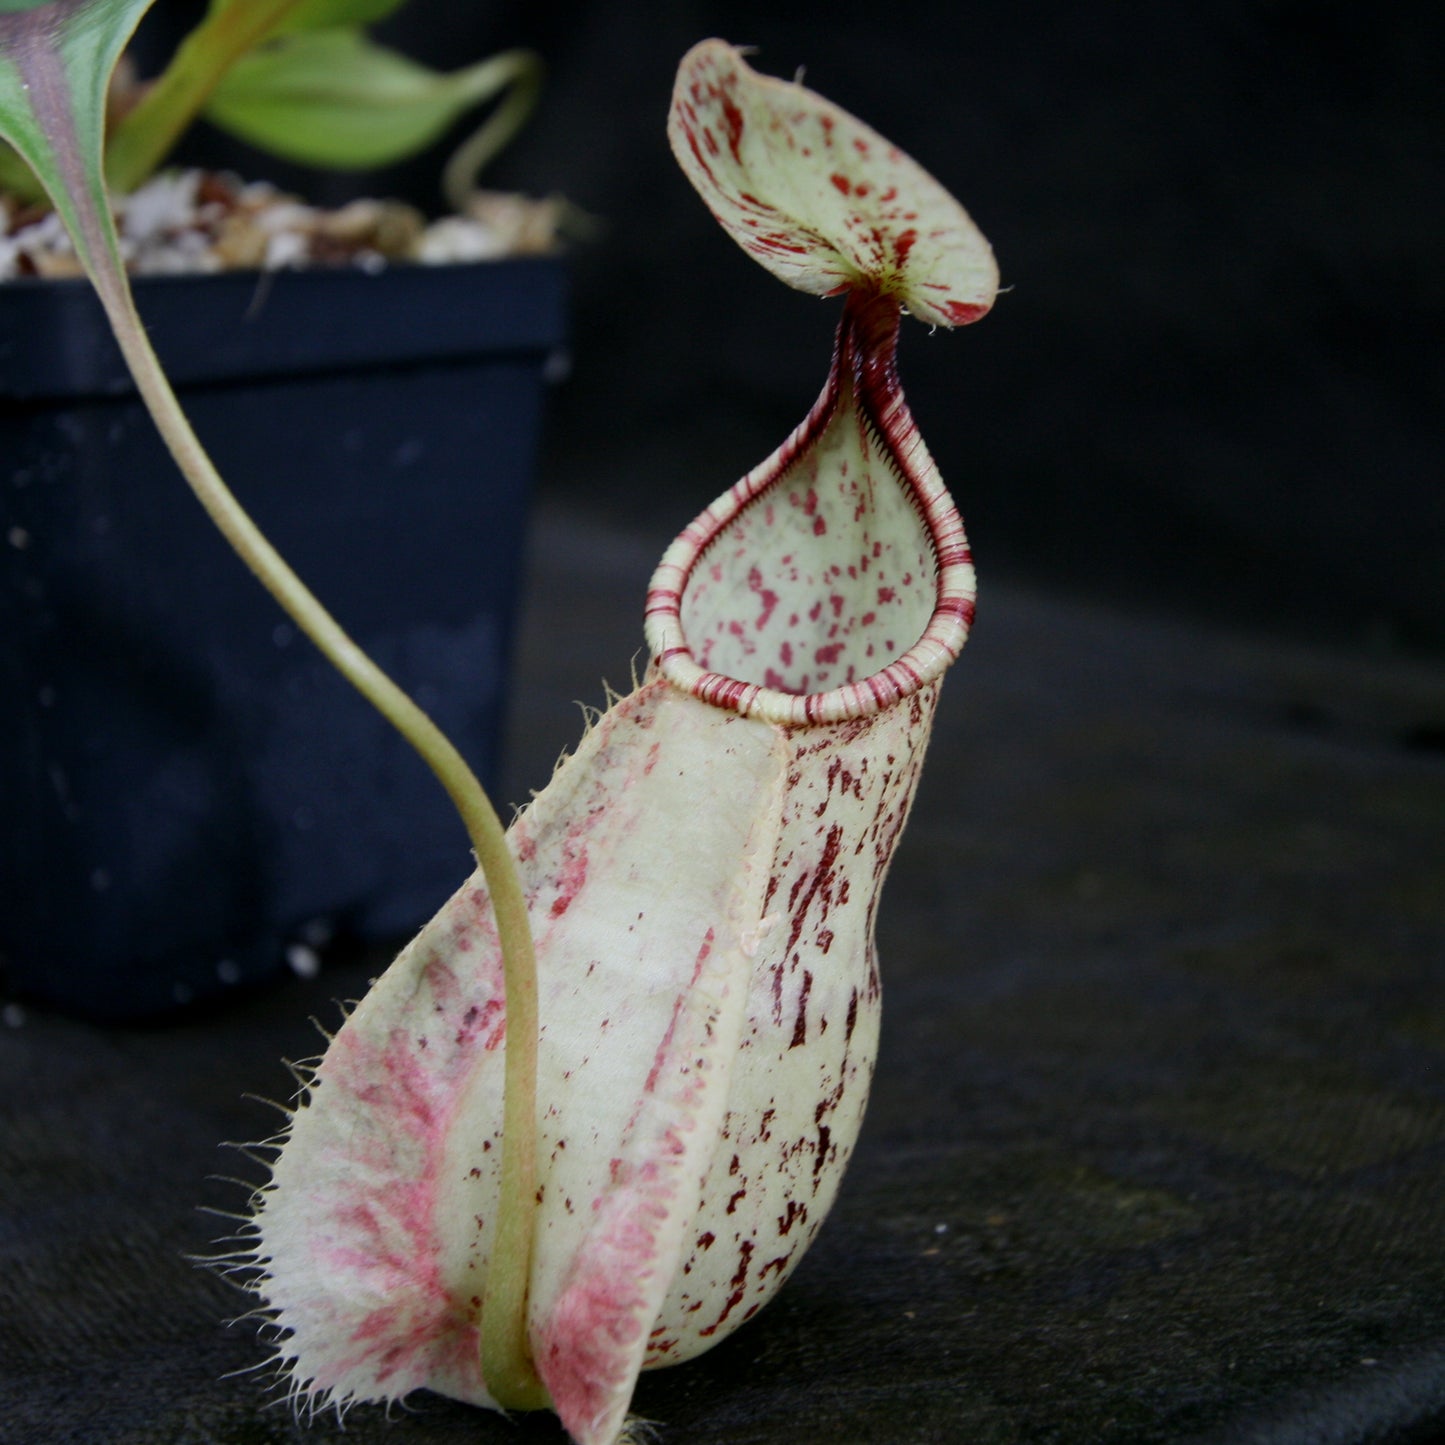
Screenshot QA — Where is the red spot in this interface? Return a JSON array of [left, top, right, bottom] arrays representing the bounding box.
[[944, 298, 990, 325], [789, 970, 814, 1049], [699, 1241, 755, 1337], [813, 515, 827, 536], [814, 1124, 832, 1178], [748, 566, 780, 630], [754, 232, 809, 255], [643, 930, 715, 1094], [548, 839, 589, 918], [770, 959, 787, 1025], [815, 644, 845, 666], [718, 88, 746, 162], [830, 172, 852, 196], [682, 124, 719, 189]]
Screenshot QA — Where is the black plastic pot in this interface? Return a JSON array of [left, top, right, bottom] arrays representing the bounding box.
[[0, 257, 566, 1021]]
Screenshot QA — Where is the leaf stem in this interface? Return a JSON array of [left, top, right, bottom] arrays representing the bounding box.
[[104, 0, 302, 195], [90, 261, 550, 1412], [5, 7, 549, 1407], [440, 48, 543, 214]]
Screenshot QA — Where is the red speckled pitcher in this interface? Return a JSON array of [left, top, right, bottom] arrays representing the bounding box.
[[252, 39, 998, 1445]]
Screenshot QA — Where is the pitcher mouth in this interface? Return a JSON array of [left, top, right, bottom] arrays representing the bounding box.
[[644, 291, 976, 727]]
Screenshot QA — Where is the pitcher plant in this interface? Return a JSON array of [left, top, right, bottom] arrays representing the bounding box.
[[0, 14, 998, 1445], [249, 39, 998, 1445]]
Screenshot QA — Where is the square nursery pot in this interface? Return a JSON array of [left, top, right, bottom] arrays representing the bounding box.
[[0, 256, 567, 1021]]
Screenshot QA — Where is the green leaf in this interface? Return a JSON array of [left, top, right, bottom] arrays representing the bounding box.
[[202, 0, 404, 33], [0, 135, 37, 195], [104, 0, 306, 194], [0, 0, 154, 279], [270, 0, 406, 31], [204, 28, 533, 171]]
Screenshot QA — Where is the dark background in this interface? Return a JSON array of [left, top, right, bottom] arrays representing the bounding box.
[[144, 0, 1445, 656]]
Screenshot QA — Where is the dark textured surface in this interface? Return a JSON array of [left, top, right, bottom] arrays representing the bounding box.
[[3, 499, 1444, 1445]]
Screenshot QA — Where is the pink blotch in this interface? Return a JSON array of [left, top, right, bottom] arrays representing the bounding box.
[[716, 84, 746, 162], [549, 839, 590, 919], [944, 298, 991, 325], [748, 566, 780, 631]]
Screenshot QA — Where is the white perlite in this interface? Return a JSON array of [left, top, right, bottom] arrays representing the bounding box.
[[0, 169, 562, 282]]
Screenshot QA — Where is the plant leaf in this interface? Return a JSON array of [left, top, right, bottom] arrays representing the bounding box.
[[201, 0, 404, 34], [204, 28, 529, 171], [0, 135, 36, 194], [103, 0, 306, 195], [0, 0, 153, 280], [669, 39, 999, 328], [267, 0, 406, 32]]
